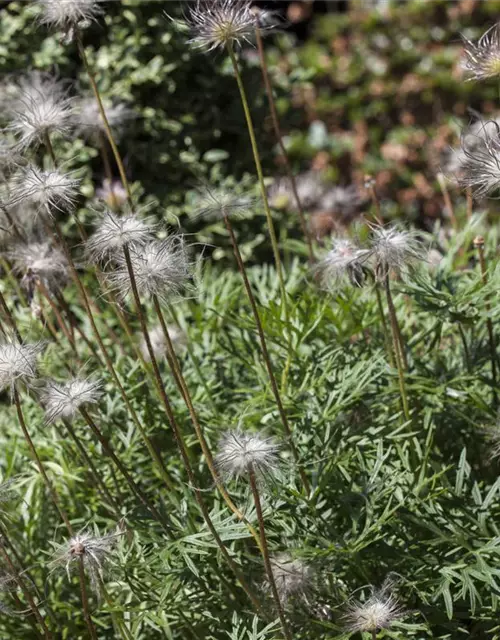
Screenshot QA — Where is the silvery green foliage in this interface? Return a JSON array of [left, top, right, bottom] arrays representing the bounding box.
[[462, 24, 500, 81], [215, 429, 280, 481], [42, 378, 103, 423]]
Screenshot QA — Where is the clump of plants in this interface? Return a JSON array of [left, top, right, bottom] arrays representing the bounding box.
[[0, 1, 500, 638]]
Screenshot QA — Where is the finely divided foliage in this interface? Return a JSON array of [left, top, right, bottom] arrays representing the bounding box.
[[1, 2, 500, 639]]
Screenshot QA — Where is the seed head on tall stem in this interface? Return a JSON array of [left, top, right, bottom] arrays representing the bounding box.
[[41, 377, 103, 424], [461, 24, 500, 81], [7, 165, 80, 216]]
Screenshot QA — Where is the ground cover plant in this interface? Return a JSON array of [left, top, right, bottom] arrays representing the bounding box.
[[1, 0, 500, 638]]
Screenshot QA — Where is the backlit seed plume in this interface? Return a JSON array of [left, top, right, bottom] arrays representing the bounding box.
[[74, 97, 133, 140], [369, 224, 421, 279], [36, 0, 103, 31], [85, 209, 155, 264], [215, 429, 280, 481], [9, 241, 69, 293], [266, 553, 314, 607], [185, 0, 271, 52], [462, 24, 500, 81], [268, 172, 325, 212], [108, 237, 191, 302], [317, 238, 368, 289], [444, 117, 500, 177], [456, 121, 500, 197], [8, 165, 80, 216], [195, 186, 256, 220], [6, 73, 74, 150], [42, 378, 103, 423], [342, 581, 406, 634], [50, 529, 121, 594], [139, 324, 187, 362], [0, 340, 44, 397]]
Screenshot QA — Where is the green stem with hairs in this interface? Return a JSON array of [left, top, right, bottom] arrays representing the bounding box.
[[384, 276, 410, 421]]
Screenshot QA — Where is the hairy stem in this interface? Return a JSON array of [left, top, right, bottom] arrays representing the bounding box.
[[375, 284, 394, 367], [255, 24, 314, 264], [224, 214, 310, 494], [248, 467, 292, 640], [226, 42, 288, 318], [78, 556, 98, 640], [152, 295, 263, 552], [384, 276, 410, 421], [76, 34, 132, 205], [121, 247, 262, 612]]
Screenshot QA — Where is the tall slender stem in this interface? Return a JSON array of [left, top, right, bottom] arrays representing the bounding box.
[[76, 34, 132, 205], [152, 296, 263, 552], [248, 467, 292, 640], [226, 43, 288, 316], [437, 173, 457, 231], [79, 407, 172, 535], [0, 529, 51, 639], [474, 236, 498, 408], [224, 215, 310, 494], [43, 132, 57, 166], [36, 280, 78, 356], [458, 323, 472, 374], [120, 247, 262, 612], [51, 221, 175, 493], [254, 24, 314, 264], [383, 277, 410, 421], [375, 284, 394, 367], [78, 556, 98, 640], [13, 387, 72, 532], [0, 289, 22, 343]]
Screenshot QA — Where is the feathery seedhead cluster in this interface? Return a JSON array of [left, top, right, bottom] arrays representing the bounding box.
[[215, 429, 280, 481], [6, 73, 74, 150], [51, 529, 120, 594], [8, 165, 80, 215], [455, 121, 500, 197], [108, 237, 191, 302], [268, 172, 325, 212], [9, 241, 69, 293], [36, 0, 103, 31], [186, 0, 269, 52], [267, 553, 314, 606], [42, 378, 103, 423], [86, 209, 155, 264], [342, 582, 406, 633], [462, 24, 500, 81], [317, 238, 368, 289], [0, 341, 44, 396], [74, 97, 133, 139], [139, 324, 187, 362], [319, 186, 364, 217], [369, 225, 422, 279], [96, 179, 129, 210], [195, 186, 256, 220]]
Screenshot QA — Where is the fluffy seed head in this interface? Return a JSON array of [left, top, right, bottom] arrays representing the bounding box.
[[319, 186, 363, 218], [317, 238, 368, 289], [462, 24, 500, 81], [342, 582, 406, 633], [369, 225, 422, 279], [74, 97, 133, 140], [139, 324, 187, 362], [0, 341, 44, 396], [215, 429, 280, 481], [108, 237, 191, 302], [6, 73, 74, 150], [268, 172, 325, 212], [195, 186, 256, 220], [50, 529, 120, 594], [42, 378, 103, 423], [266, 554, 314, 606], [455, 120, 500, 197], [36, 0, 103, 30], [96, 179, 129, 210], [9, 241, 69, 293], [185, 0, 272, 52], [8, 165, 80, 216], [85, 209, 155, 264]]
